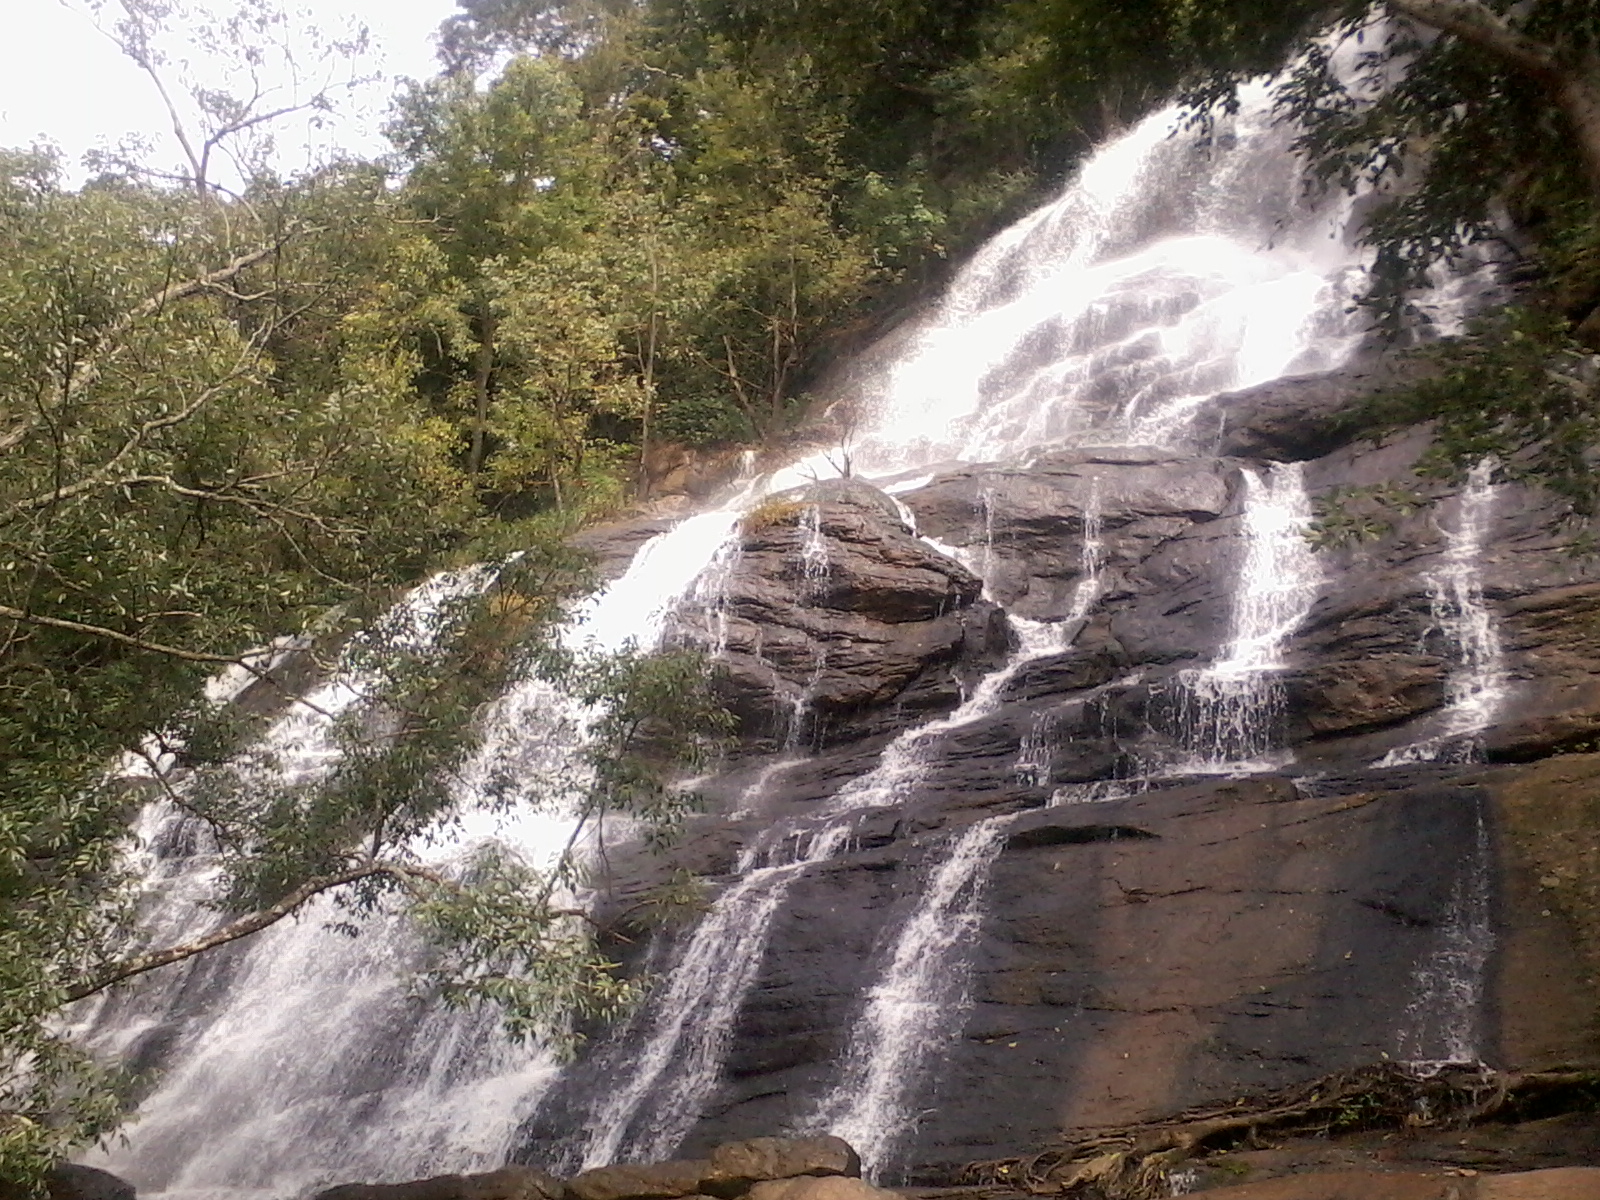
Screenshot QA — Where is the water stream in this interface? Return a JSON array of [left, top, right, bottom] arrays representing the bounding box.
[[803, 818, 1011, 1172], [82, 37, 1397, 1194], [1377, 462, 1510, 767], [1160, 462, 1323, 773]]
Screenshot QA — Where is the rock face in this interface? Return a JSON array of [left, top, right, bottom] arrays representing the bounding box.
[[1186, 1168, 1600, 1200], [511, 359, 1600, 1187], [313, 1141, 867, 1200], [676, 479, 1002, 748], [46, 1165, 136, 1200]]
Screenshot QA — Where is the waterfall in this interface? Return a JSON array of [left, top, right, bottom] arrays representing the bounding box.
[[1067, 478, 1105, 624], [576, 823, 852, 1168], [805, 81, 1364, 481], [803, 817, 1010, 1175], [1377, 463, 1509, 767], [79, 516, 745, 1199], [1161, 463, 1323, 773], [82, 30, 1385, 1192]]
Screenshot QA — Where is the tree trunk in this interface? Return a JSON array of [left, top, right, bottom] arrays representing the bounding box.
[[1386, 1, 1600, 200], [468, 309, 497, 475], [1556, 68, 1600, 202]]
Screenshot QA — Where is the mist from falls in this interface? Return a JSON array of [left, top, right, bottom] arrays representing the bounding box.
[[79, 43, 1462, 1196]]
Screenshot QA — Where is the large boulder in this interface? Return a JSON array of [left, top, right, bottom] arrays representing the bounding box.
[[704, 1137, 861, 1193], [313, 1167, 563, 1200], [565, 1161, 712, 1200], [1212, 356, 1436, 462], [46, 1165, 135, 1200], [683, 481, 998, 747], [744, 1179, 897, 1200]]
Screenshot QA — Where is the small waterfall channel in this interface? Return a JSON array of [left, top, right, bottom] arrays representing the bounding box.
[[1160, 462, 1323, 773], [1378, 461, 1511, 767], [74, 31, 1504, 1195]]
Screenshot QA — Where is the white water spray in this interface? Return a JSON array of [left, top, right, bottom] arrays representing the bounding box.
[[82, 516, 746, 1199], [805, 817, 1011, 1175], [578, 823, 852, 1167], [1164, 463, 1322, 772]]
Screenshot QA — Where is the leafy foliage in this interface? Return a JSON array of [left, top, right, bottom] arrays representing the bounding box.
[[1345, 308, 1600, 519], [1306, 482, 1425, 550]]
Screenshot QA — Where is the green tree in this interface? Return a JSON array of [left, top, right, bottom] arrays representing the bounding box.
[[389, 56, 602, 480], [0, 15, 734, 1188]]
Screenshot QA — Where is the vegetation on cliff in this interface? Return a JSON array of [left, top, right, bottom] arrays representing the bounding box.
[[6, 0, 1600, 1189]]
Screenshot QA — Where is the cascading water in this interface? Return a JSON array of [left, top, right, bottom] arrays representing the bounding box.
[[783, 81, 1367, 485], [1396, 806, 1494, 1067], [1160, 462, 1323, 773], [574, 822, 852, 1169], [78, 514, 744, 1199], [1014, 481, 1104, 787], [803, 818, 1010, 1173], [1377, 462, 1510, 767], [84, 32, 1396, 1192]]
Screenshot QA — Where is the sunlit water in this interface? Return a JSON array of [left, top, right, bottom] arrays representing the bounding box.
[[83, 42, 1419, 1193]]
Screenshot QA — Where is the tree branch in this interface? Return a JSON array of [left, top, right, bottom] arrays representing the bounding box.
[[64, 861, 446, 1001], [0, 603, 242, 664], [5, 344, 265, 522], [1385, 0, 1556, 81], [14, 237, 299, 463]]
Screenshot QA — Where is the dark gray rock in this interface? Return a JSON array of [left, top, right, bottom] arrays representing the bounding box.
[[566, 1161, 710, 1200], [1212, 357, 1436, 461], [675, 482, 992, 747], [47, 1165, 135, 1200], [900, 449, 1232, 618]]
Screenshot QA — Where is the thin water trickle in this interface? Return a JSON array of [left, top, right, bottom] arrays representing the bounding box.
[[799, 504, 831, 596], [804, 817, 1011, 1175], [1377, 463, 1509, 767], [1397, 807, 1494, 1067], [577, 821, 853, 1168]]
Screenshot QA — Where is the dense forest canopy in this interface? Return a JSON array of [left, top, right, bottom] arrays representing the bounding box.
[[5, 0, 1600, 1189]]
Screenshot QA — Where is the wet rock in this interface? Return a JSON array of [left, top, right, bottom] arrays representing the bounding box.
[[687, 482, 990, 747], [572, 515, 678, 582], [47, 1165, 135, 1200], [1285, 653, 1447, 740], [566, 1161, 712, 1200], [703, 1136, 861, 1192], [1212, 356, 1436, 462], [313, 1167, 563, 1200], [744, 1179, 897, 1200], [901, 450, 1232, 619]]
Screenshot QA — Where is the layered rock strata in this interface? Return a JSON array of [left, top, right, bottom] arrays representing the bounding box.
[[536, 362, 1600, 1182]]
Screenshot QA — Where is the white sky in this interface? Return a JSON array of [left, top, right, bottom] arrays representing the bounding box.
[[1, 0, 460, 185]]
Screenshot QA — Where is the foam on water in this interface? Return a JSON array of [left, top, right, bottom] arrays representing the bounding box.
[[86, 29, 1402, 1191]]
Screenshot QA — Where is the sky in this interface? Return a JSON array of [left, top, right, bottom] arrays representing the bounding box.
[[1, 0, 461, 186]]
